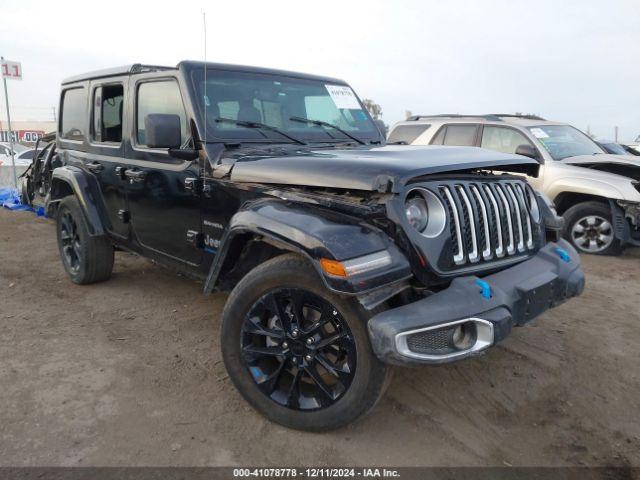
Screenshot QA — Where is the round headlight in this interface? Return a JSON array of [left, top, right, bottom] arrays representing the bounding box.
[[405, 196, 429, 232]]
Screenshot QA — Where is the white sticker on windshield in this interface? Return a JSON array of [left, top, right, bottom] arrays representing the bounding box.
[[325, 84, 361, 110], [530, 128, 549, 139]]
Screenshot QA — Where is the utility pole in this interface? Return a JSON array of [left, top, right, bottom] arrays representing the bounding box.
[[614, 126, 619, 143], [52, 106, 57, 122]]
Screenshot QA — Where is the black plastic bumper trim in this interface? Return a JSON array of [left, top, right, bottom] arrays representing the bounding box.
[[367, 239, 585, 366]]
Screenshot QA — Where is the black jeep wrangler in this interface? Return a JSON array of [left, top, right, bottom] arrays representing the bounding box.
[[27, 61, 585, 431]]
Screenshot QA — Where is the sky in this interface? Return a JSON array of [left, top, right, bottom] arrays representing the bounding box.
[[1, 0, 638, 141]]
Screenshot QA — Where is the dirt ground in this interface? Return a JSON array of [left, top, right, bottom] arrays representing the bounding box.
[[1, 208, 639, 467]]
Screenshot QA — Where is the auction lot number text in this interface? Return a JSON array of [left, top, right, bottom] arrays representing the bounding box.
[[233, 468, 400, 478]]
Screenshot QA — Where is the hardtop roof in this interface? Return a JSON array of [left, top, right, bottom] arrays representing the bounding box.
[[61, 61, 347, 86]]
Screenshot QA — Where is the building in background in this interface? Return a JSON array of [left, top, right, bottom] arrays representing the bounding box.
[[0, 120, 56, 145]]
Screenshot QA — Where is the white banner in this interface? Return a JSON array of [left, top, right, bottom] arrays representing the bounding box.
[[1, 60, 22, 80]]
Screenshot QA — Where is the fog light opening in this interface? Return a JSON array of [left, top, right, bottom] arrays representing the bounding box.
[[395, 318, 495, 362], [451, 322, 477, 351]]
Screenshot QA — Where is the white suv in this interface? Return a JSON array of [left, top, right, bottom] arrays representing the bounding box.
[[388, 114, 640, 255]]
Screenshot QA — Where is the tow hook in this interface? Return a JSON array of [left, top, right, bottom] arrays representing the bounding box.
[[554, 247, 571, 263]]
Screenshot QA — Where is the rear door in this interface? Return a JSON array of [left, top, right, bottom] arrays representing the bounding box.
[[86, 80, 129, 239], [123, 74, 202, 265]]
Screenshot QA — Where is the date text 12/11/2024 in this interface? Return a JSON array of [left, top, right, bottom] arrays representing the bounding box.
[[232, 468, 401, 478]]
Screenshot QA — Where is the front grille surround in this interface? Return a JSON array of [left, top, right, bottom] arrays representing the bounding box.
[[398, 177, 543, 274]]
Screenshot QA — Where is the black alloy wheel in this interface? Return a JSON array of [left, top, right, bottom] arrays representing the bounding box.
[[55, 196, 114, 284], [59, 210, 82, 274], [241, 288, 357, 411]]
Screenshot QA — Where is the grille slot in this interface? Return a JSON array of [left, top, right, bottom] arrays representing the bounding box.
[[439, 180, 538, 267], [406, 327, 456, 354]]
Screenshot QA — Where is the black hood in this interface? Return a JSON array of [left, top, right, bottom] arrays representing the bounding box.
[[221, 145, 539, 193]]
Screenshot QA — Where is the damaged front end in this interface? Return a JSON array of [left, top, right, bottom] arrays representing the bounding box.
[[611, 199, 640, 247], [561, 156, 640, 247]]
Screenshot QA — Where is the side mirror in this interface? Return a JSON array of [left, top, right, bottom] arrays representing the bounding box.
[[144, 114, 182, 149], [515, 144, 539, 160]]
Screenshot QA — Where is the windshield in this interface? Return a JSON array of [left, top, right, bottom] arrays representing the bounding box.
[[527, 125, 605, 160], [190, 68, 380, 144]]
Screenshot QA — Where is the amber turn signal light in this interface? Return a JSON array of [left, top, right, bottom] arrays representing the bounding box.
[[319, 258, 348, 277]]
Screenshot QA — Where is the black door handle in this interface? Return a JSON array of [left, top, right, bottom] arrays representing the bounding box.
[[86, 162, 104, 173], [124, 169, 147, 182]]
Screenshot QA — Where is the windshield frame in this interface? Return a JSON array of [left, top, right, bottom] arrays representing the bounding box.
[[527, 124, 606, 161], [183, 63, 383, 145]]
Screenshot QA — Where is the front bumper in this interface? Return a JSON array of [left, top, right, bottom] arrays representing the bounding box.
[[368, 240, 585, 365]]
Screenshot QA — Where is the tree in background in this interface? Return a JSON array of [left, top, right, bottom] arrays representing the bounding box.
[[362, 98, 388, 137], [362, 98, 383, 119]]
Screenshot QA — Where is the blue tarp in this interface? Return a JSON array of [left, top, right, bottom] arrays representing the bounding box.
[[1, 187, 35, 212]]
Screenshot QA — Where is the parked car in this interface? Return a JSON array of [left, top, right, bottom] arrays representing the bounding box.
[[0, 141, 28, 155], [26, 63, 584, 431], [598, 140, 633, 156], [0, 142, 30, 165], [626, 143, 640, 155], [389, 114, 640, 255]]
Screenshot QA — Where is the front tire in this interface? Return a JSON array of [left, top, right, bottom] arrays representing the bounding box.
[[220, 254, 390, 431], [56, 196, 114, 284], [562, 201, 623, 255]]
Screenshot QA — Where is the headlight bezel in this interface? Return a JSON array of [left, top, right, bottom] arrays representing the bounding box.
[[404, 187, 447, 238]]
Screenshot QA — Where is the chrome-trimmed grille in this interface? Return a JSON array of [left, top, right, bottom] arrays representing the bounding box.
[[439, 180, 539, 267], [442, 187, 464, 265]]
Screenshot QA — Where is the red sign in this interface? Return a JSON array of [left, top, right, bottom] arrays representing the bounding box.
[[0, 130, 45, 143]]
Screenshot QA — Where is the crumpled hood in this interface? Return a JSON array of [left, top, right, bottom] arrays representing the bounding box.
[[562, 153, 640, 167], [560, 153, 640, 182], [225, 145, 539, 192]]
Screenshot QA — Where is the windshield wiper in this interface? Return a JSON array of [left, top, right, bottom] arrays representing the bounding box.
[[289, 116, 366, 145], [215, 117, 307, 145]]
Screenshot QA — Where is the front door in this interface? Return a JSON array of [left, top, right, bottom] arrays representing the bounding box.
[[124, 76, 202, 265]]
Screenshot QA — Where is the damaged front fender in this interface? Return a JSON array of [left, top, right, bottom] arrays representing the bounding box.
[[203, 199, 412, 297]]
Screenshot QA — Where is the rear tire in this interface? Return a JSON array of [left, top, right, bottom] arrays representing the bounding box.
[[220, 253, 390, 431], [562, 201, 623, 256], [56, 196, 114, 284]]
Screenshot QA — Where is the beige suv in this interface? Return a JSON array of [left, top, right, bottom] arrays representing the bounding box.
[[388, 114, 640, 255]]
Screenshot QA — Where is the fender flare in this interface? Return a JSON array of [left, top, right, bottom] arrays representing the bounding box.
[[49, 165, 109, 236], [203, 199, 411, 296]]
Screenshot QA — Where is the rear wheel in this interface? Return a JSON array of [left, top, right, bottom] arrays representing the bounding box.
[[56, 196, 114, 284], [220, 254, 390, 431], [562, 201, 623, 255]]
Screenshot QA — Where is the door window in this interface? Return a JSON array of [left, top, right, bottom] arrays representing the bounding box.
[[136, 80, 187, 147], [387, 124, 431, 144], [430, 126, 446, 145], [442, 125, 477, 146], [92, 84, 124, 143], [60, 88, 87, 141], [481, 126, 533, 154]]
